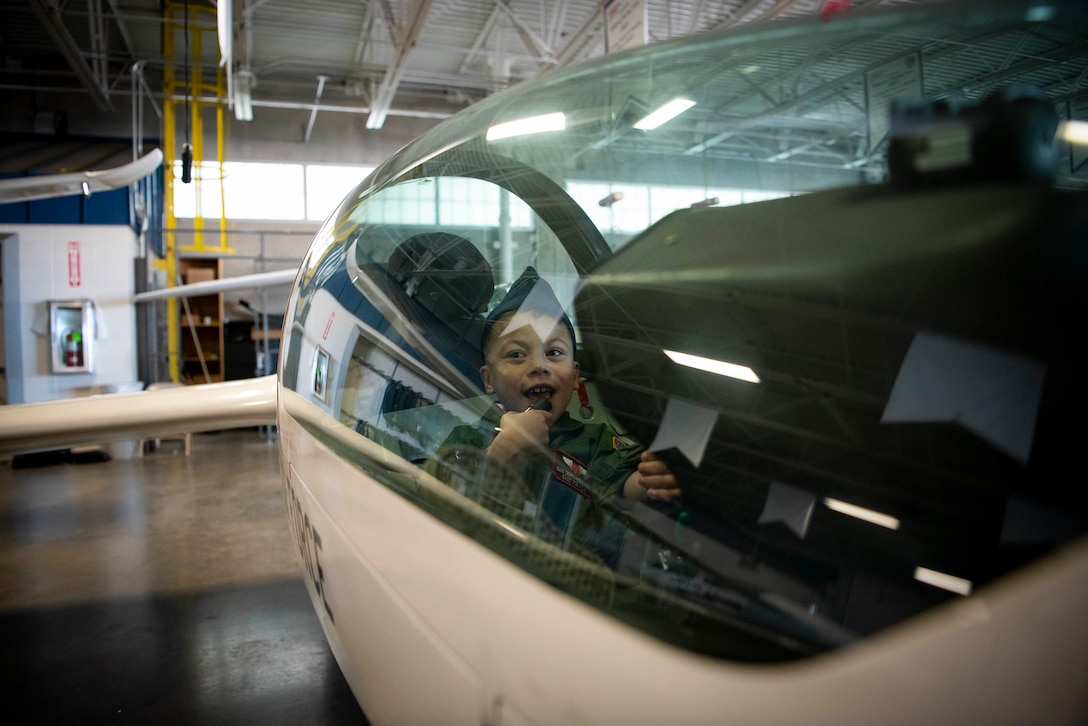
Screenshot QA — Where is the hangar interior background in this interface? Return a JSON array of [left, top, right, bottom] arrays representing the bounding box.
[[5, 0, 1080, 405], [1, 0, 930, 404], [1, 2, 1086, 723]]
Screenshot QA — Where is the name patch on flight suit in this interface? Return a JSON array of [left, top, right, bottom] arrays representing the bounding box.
[[551, 448, 592, 498], [612, 435, 633, 450]]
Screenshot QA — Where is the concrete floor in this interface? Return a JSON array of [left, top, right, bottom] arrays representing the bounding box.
[[0, 430, 368, 725]]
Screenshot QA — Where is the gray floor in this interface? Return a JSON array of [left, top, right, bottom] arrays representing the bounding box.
[[0, 430, 368, 725]]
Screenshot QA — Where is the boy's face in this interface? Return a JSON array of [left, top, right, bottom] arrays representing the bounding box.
[[480, 313, 579, 426]]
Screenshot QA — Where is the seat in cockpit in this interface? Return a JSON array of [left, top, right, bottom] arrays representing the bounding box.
[[360, 232, 495, 381]]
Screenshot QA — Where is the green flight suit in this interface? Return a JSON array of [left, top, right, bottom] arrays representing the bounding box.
[[431, 410, 644, 567]]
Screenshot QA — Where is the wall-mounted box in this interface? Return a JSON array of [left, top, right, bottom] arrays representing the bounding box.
[[50, 299, 95, 374]]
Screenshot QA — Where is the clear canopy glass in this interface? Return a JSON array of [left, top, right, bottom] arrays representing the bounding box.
[[281, 0, 1088, 661]]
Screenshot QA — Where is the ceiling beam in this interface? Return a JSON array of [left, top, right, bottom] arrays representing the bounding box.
[[104, 0, 138, 61], [366, 0, 432, 130], [546, 0, 570, 49], [553, 0, 608, 69], [495, 0, 554, 68], [375, 0, 400, 43], [88, 0, 109, 93], [303, 75, 328, 143], [458, 5, 503, 75], [30, 0, 113, 111]]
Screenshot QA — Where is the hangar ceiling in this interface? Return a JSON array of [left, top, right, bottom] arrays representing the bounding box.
[[2, 0, 928, 135]]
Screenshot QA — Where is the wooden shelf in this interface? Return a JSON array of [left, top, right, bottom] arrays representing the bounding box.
[[178, 258, 225, 384]]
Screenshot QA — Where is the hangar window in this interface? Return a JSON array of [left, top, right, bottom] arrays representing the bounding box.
[[306, 165, 376, 220], [223, 162, 305, 220], [566, 181, 792, 240], [171, 161, 373, 221], [349, 177, 535, 229]]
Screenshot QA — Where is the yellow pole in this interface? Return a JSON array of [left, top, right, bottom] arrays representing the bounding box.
[[162, 9, 180, 382], [163, 2, 239, 380], [191, 14, 204, 251], [179, 4, 234, 254], [217, 69, 228, 251]]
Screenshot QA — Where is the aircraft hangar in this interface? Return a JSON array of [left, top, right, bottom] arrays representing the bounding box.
[[2, 0, 1086, 724]]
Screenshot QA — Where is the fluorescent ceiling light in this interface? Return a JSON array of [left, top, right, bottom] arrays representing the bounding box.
[[664, 349, 760, 383], [914, 566, 973, 596], [634, 98, 696, 130], [234, 93, 252, 122], [486, 112, 566, 141], [233, 70, 253, 122], [823, 497, 900, 530], [1059, 120, 1088, 146]]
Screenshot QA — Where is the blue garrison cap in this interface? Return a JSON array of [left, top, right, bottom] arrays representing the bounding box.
[[481, 266, 576, 353]]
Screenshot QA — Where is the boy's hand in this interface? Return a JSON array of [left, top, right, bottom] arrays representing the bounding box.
[[630, 451, 681, 501], [488, 410, 550, 464]]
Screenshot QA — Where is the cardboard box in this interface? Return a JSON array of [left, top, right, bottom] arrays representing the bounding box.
[[184, 268, 216, 284]]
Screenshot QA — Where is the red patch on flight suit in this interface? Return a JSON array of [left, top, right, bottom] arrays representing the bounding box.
[[551, 448, 592, 498]]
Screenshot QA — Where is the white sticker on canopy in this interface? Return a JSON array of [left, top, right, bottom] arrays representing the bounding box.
[[648, 396, 718, 468], [881, 331, 1045, 464], [758, 481, 817, 539]]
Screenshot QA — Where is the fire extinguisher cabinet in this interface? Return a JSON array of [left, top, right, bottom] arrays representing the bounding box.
[[49, 300, 95, 374]]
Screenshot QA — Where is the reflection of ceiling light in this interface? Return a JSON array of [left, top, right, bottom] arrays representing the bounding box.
[[634, 99, 696, 130], [486, 112, 566, 141], [823, 497, 900, 530], [914, 566, 973, 596], [664, 349, 760, 383], [1059, 120, 1088, 145], [1026, 5, 1056, 21]]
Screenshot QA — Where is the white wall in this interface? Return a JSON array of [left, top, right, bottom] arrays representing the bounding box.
[[1, 224, 139, 405]]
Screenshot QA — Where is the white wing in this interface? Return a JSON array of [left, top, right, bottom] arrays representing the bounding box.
[[0, 375, 277, 456], [132, 268, 299, 302], [0, 149, 164, 203]]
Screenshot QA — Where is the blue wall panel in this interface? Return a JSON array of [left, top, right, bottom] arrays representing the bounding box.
[[82, 187, 130, 225], [0, 201, 28, 223], [29, 195, 80, 223], [0, 173, 29, 223]]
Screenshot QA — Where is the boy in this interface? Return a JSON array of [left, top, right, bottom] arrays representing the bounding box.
[[433, 267, 678, 564]]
